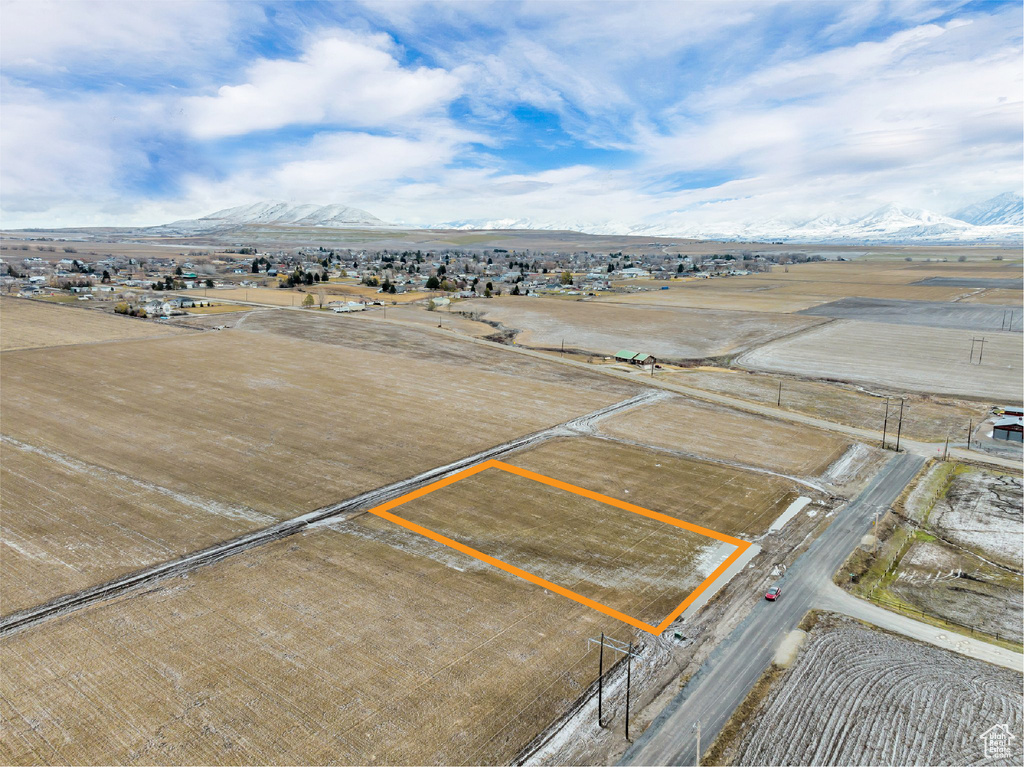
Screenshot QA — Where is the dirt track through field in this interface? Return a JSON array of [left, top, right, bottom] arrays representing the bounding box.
[[0, 392, 665, 638]]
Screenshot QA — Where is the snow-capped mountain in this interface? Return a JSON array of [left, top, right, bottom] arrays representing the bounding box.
[[142, 194, 1022, 243], [146, 201, 392, 234], [951, 192, 1023, 227], [432, 197, 1023, 244]]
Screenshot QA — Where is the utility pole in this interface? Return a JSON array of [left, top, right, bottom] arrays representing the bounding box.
[[598, 632, 605, 728], [895, 398, 905, 452], [587, 635, 643, 734], [881, 397, 890, 449], [970, 336, 987, 364], [777, 380, 782, 407], [967, 418, 973, 449], [943, 431, 949, 462], [625, 641, 633, 741]]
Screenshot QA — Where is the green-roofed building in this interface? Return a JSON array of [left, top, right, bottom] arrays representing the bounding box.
[[613, 349, 657, 367]]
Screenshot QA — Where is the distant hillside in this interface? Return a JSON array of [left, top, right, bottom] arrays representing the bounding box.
[[146, 201, 392, 235], [951, 192, 1023, 227], [435, 195, 1024, 244]]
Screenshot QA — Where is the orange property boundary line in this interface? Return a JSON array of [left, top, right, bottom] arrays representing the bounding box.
[[366, 459, 752, 636]]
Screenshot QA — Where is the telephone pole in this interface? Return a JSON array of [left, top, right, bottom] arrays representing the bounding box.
[[777, 380, 782, 407], [598, 632, 605, 727], [943, 431, 950, 462], [587, 635, 643, 735], [625, 641, 633, 741], [895, 398, 905, 452], [967, 418, 973, 449], [970, 337, 986, 364], [881, 397, 890, 449]]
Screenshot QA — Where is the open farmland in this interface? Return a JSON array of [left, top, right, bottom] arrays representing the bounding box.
[[912, 276, 1023, 289], [601, 259, 1024, 314], [368, 304, 497, 337], [0, 438, 274, 615], [799, 297, 1023, 332], [504, 437, 805, 540], [598, 282, 832, 313], [737, 321, 1023, 400], [725, 615, 1023, 766], [886, 465, 1024, 642], [0, 297, 189, 351], [593, 396, 849, 476], [1, 315, 639, 610], [0, 434, 802, 765], [662, 368, 991, 442], [375, 459, 723, 629], [185, 283, 431, 307], [456, 296, 824, 360], [0, 525, 627, 766], [961, 288, 1024, 306]]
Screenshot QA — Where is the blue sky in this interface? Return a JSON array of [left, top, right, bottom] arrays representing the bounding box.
[[1, 0, 1021, 229]]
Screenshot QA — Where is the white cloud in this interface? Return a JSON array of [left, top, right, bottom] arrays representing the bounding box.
[[182, 31, 461, 138], [0, 0, 251, 75]]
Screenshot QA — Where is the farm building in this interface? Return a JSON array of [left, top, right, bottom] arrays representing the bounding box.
[[992, 415, 1023, 442], [614, 349, 657, 366]]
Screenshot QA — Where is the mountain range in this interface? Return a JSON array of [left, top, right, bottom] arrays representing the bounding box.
[[144, 193, 1023, 244], [434, 193, 1023, 243], [146, 201, 389, 235]]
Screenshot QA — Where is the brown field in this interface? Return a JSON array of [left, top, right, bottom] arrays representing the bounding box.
[[499, 437, 801, 539], [661, 368, 992, 442], [1, 315, 639, 610], [961, 288, 1024, 306], [721, 615, 1023, 766], [0, 435, 800, 765], [365, 304, 497, 337], [0, 438, 274, 615], [598, 285, 830, 313], [600, 260, 1021, 314], [182, 287, 313, 306], [737, 320, 1022, 401], [594, 397, 849, 476], [183, 304, 252, 314], [185, 284, 431, 307], [455, 296, 824, 360], [0, 297, 188, 351]]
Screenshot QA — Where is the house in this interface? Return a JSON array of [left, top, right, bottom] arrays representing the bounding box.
[[331, 301, 365, 313], [613, 349, 657, 366], [144, 300, 173, 316], [992, 415, 1023, 443]]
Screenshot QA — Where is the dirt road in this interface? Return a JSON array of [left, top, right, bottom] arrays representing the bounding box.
[[818, 584, 1022, 671], [351, 310, 1021, 472], [0, 392, 662, 637]]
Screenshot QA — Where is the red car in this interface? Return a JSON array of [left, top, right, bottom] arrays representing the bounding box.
[[765, 586, 782, 601]]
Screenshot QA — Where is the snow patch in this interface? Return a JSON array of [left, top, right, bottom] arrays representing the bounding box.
[[769, 496, 813, 533]]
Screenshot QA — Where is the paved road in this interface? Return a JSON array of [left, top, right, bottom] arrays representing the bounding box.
[[621, 453, 926, 767]]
